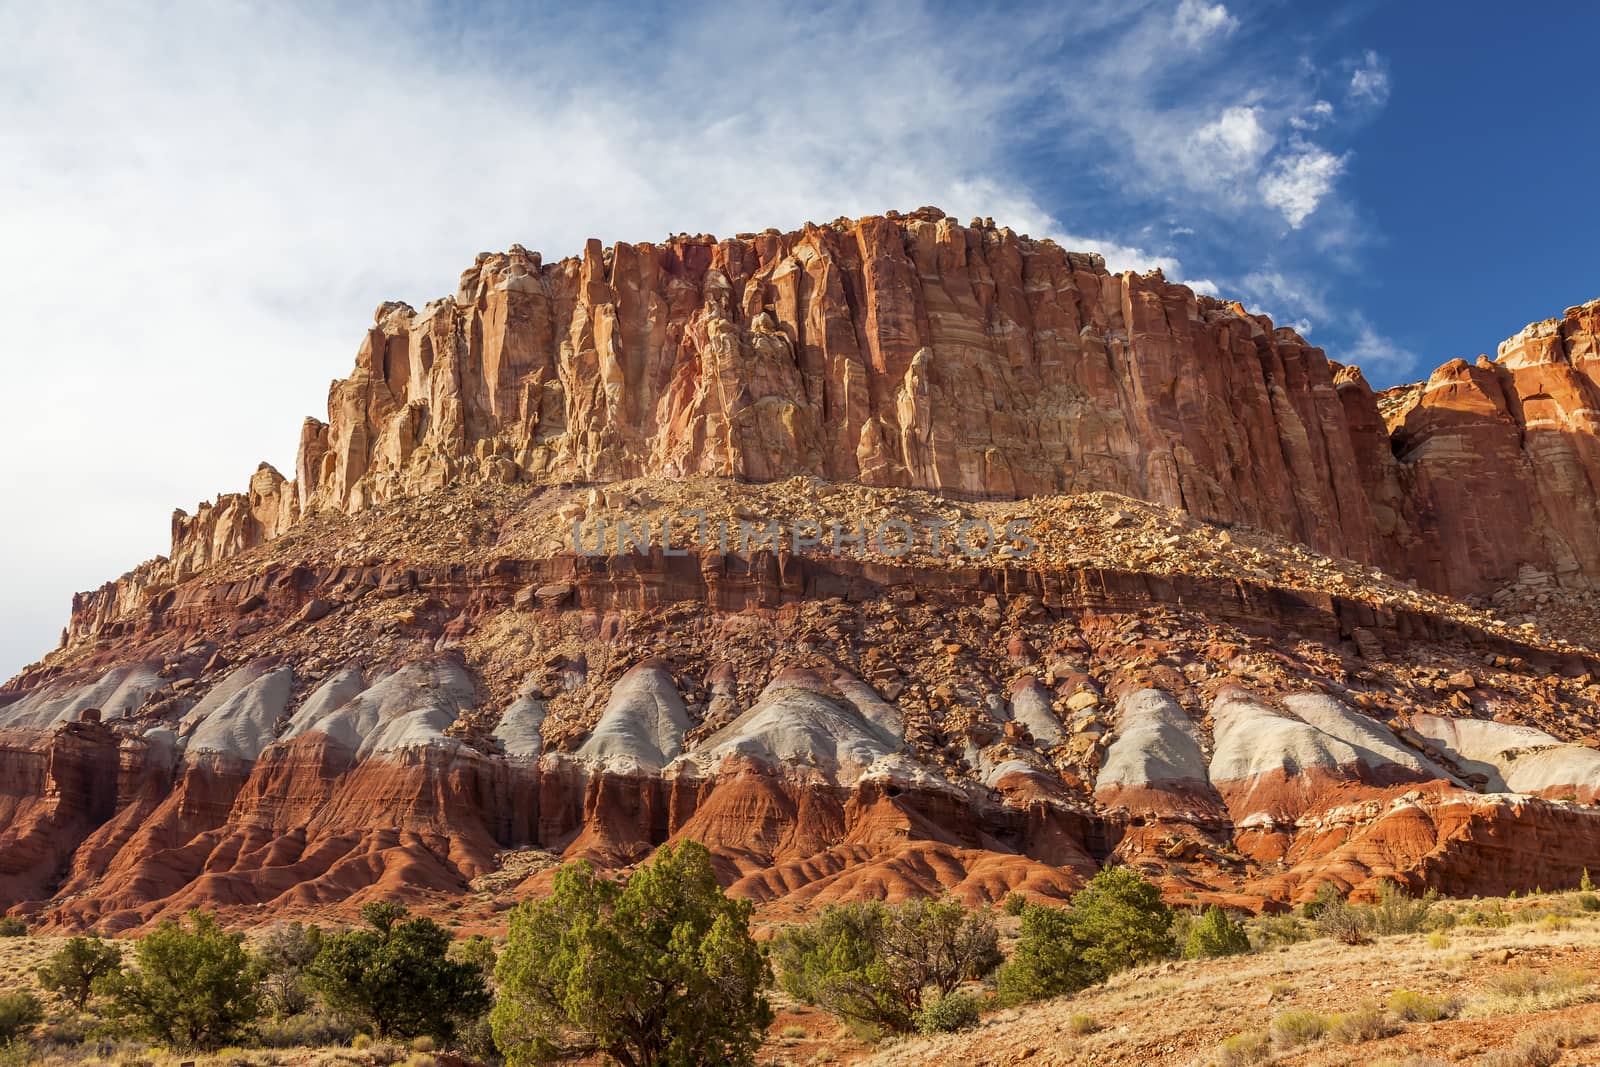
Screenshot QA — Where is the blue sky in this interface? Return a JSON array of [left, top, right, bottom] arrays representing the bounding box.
[[2, 0, 1597, 680]]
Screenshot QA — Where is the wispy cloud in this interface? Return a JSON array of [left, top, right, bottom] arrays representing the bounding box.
[[0, 0, 1402, 679]]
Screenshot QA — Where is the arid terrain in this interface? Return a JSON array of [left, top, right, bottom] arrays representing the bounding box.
[[3, 209, 1600, 1064]]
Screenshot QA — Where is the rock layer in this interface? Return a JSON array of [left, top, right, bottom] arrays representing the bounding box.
[[7, 210, 1600, 930]]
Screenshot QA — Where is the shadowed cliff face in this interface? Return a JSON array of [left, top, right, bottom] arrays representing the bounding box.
[[8, 209, 1600, 932], [116, 208, 1600, 612]]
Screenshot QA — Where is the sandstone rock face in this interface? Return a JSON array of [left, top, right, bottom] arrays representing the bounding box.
[[8, 209, 1600, 931], [79, 210, 1600, 630]]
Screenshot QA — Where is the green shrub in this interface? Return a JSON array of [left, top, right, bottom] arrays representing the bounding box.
[[1577, 893, 1600, 913], [1066, 866, 1176, 975], [1329, 1002, 1396, 1043], [310, 903, 489, 1043], [1370, 880, 1438, 935], [1270, 1008, 1327, 1048], [775, 896, 998, 1035], [996, 867, 1173, 1004], [1183, 906, 1251, 959], [1002, 892, 1028, 917], [493, 840, 773, 1066], [0, 993, 44, 1043], [1215, 1029, 1271, 1065], [96, 911, 261, 1051], [1250, 912, 1311, 947], [1387, 989, 1455, 1022], [1067, 1013, 1099, 1035], [37, 935, 123, 1011], [914, 992, 980, 1034], [0, 918, 27, 938], [255, 1011, 357, 1048], [257, 922, 323, 1018], [1312, 886, 1373, 945]]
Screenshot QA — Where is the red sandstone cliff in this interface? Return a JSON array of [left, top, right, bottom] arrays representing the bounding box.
[[7, 209, 1600, 931]]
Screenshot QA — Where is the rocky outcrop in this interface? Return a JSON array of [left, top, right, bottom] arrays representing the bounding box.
[[8, 208, 1600, 931], [88, 210, 1600, 622]]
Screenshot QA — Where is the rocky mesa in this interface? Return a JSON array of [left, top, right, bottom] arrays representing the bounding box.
[[5, 208, 1600, 932]]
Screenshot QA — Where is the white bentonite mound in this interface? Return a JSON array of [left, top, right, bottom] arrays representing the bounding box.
[[282, 660, 475, 757], [685, 669, 903, 785], [0, 661, 164, 730], [575, 662, 690, 772], [1096, 688, 1210, 791]]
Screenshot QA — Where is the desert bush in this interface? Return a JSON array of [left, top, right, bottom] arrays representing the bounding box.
[[1577, 892, 1600, 912], [996, 867, 1173, 1004], [1250, 912, 1311, 948], [1475, 1020, 1596, 1067], [1329, 1002, 1397, 1043], [1369, 880, 1438, 935], [1386, 989, 1456, 1022], [0, 993, 44, 1043], [257, 922, 323, 1018], [446, 934, 496, 989], [995, 903, 1093, 1004], [914, 992, 980, 1034], [1313, 886, 1373, 945], [494, 840, 772, 1066], [37, 935, 124, 1011], [1183, 906, 1251, 959], [255, 1011, 357, 1048], [1472, 967, 1592, 1015], [1472, 902, 1513, 928], [310, 903, 488, 1043], [1427, 931, 1451, 950], [1215, 1029, 1271, 1065], [97, 910, 263, 1051], [776, 895, 997, 1035], [1067, 1013, 1099, 1035], [0, 918, 27, 938], [1270, 1008, 1327, 1048], [1002, 892, 1028, 917]]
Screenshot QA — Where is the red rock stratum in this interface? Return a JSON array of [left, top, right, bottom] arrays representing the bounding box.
[[5, 208, 1600, 931]]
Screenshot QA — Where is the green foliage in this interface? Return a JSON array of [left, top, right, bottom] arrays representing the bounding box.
[[1249, 912, 1311, 947], [1182, 906, 1250, 959], [1310, 885, 1372, 945], [1577, 892, 1600, 912], [995, 902, 1096, 1005], [96, 911, 263, 1051], [1387, 989, 1455, 1022], [1065, 866, 1176, 975], [255, 1012, 358, 1048], [1215, 1029, 1271, 1066], [309, 903, 489, 1042], [0, 993, 44, 1043], [1328, 1003, 1395, 1043], [996, 866, 1174, 1004], [1368, 880, 1437, 935], [1269, 1009, 1327, 1048], [447, 934, 497, 988], [1001, 893, 1028, 917], [493, 840, 773, 1066], [257, 922, 323, 1018], [37, 935, 124, 1011], [774, 896, 999, 1036], [1581, 868, 1596, 893], [0, 918, 27, 938], [914, 992, 980, 1034]]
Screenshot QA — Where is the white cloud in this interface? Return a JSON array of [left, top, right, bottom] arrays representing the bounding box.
[[1259, 146, 1348, 227], [1290, 100, 1336, 130], [0, 1, 1396, 681], [1342, 315, 1418, 369], [1349, 50, 1391, 106], [1175, 0, 1240, 47], [1190, 106, 1275, 178]]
